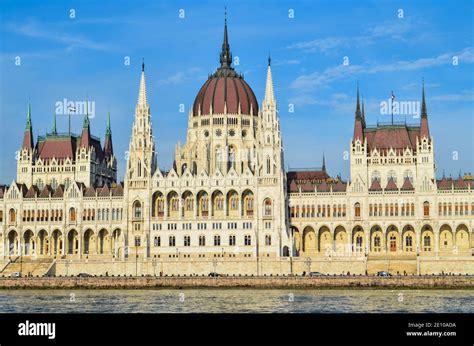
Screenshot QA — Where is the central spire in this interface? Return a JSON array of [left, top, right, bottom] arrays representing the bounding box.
[[264, 54, 275, 105], [137, 59, 148, 109], [219, 8, 232, 68]]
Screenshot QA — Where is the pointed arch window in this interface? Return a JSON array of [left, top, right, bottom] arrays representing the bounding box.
[[266, 156, 271, 174], [133, 200, 142, 219]]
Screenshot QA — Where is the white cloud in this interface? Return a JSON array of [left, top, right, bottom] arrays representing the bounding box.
[[156, 67, 203, 86], [8, 21, 109, 51], [287, 19, 417, 54], [431, 90, 474, 102], [290, 47, 474, 91], [273, 59, 300, 66]]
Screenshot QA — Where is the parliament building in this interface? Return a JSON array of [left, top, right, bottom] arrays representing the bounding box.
[[0, 18, 473, 276]]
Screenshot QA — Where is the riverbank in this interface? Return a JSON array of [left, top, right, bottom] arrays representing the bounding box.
[[0, 275, 473, 289]]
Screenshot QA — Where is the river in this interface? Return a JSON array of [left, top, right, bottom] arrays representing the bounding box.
[[0, 289, 472, 313]]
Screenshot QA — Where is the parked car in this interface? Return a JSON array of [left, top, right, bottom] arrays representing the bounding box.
[[77, 273, 92, 277], [376, 271, 392, 277], [10, 272, 21, 278], [308, 271, 324, 277], [208, 272, 221, 277]]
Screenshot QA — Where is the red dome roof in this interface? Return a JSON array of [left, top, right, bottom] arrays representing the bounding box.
[[192, 16, 259, 117], [193, 69, 258, 116]]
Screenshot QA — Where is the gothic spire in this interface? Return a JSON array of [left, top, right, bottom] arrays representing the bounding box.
[[137, 59, 148, 109], [25, 102, 32, 131], [420, 79, 430, 139], [219, 8, 232, 68], [104, 111, 113, 157], [353, 82, 364, 142], [106, 111, 111, 136], [421, 79, 427, 118], [22, 103, 34, 150], [355, 81, 361, 119], [80, 99, 91, 148], [322, 153, 326, 172], [264, 54, 275, 105]]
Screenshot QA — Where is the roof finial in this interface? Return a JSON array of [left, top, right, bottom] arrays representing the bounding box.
[[106, 111, 111, 135], [421, 77, 427, 117], [268, 53, 271, 66], [355, 81, 361, 118], [322, 153, 326, 172], [142, 58, 145, 72], [219, 7, 232, 68]]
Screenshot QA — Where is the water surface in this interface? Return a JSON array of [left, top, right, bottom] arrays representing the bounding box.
[[0, 289, 472, 313]]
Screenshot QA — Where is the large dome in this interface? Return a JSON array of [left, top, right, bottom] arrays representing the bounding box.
[[192, 18, 259, 117]]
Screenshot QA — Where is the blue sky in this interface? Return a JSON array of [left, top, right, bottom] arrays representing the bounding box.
[[0, 0, 473, 183]]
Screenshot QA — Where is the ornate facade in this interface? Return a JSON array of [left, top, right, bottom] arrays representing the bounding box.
[[0, 18, 472, 275]]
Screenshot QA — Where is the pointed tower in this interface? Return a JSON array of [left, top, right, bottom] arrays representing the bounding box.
[[350, 82, 368, 190], [104, 112, 114, 158], [416, 80, 435, 190], [124, 61, 157, 260], [18, 103, 35, 186], [420, 81, 430, 140], [353, 83, 364, 142], [80, 108, 91, 148], [322, 153, 326, 172], [126, 60, 156, 182], [22, 103, 34, 150], [220, 9, 232, 68]]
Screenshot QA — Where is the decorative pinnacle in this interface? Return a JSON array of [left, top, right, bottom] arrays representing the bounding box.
[[421, 78, 427, 117], [355, 81, 361, 118]]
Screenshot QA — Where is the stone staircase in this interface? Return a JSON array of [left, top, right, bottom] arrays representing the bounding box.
[[0, 258, 54, 277]]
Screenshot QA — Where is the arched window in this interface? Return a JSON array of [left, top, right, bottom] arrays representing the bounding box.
[[266, 156, 271, 174], [244, 235, 252, 246], [69, 208, 76, 222], [51, 178, 58, 189], [133, 200, 142, 218], [423, 201, 430, 217], [9, 209, 16, 223], [199, 235, 206, 246], [265, 234, 271, 246], [214, 235, 221, 246], [184, 235, 191, 247], [264, 198, 272, 216], [423, 235, 431, 251], [169, 236, 176, 247], [354, 202, 361, 218]]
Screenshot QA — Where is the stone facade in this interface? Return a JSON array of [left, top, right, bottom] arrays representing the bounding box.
[[0, 19, 472, 276]]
